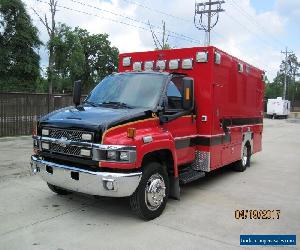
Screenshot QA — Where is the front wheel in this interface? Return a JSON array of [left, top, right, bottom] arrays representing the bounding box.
[[130, 162, 169, 220]]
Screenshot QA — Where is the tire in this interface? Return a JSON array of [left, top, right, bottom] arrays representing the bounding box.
[[130, 162, 169, 220], [233, 144, 251, 172], [47, 183, 71, 195]]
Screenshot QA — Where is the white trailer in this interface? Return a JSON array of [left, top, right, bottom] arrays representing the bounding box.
[[267, 97, 290, 118]]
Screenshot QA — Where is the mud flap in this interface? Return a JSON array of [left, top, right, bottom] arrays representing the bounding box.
[[169, 176, 180, 200]]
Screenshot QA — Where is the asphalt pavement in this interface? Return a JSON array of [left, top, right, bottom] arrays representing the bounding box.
[[0, 118, 299, 249]]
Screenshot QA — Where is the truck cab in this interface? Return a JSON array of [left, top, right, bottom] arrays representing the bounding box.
[[31, 46, 264, 220]]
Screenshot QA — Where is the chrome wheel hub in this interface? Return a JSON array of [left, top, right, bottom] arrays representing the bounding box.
[[145, 173, 166, 211], [242, 146, 248, 166]]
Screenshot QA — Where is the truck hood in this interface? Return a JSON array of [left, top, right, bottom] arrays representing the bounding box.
[[39, 105, 152, 132]]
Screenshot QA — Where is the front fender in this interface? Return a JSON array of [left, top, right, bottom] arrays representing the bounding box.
[[137, 138, 178, 176]]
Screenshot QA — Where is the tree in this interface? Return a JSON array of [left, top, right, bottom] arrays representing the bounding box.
[[0, 0, 41, 91], [51, 24, 119, 93], [266, 54, 300, 109], [32, 0, 57, 109]]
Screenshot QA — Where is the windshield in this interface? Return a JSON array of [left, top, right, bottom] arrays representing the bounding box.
[[85, 73, 167, 109]]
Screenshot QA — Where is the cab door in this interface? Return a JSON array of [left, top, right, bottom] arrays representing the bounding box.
[[162, 76, 197, 165]]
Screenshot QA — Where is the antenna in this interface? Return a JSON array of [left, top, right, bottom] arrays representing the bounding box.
[[194, 0, 225, 45]]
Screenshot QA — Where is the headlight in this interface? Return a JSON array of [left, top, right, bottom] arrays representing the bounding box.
[[81, 133, 92, 141], [119, 151, 129, 161], [41, 142, 49, 150], [42, 129, 49, 136], [80, 149, 91, 157], [107, 150, 117, 160]]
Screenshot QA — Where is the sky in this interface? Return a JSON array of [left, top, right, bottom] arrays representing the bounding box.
[[23, 0, 300, 81]]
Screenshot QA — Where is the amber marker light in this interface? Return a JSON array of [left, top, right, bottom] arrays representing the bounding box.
[[185, 88, 190, 100], [127, 128, 136, 139]]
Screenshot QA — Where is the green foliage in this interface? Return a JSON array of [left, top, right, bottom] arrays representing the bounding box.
[[51, 24, 119, 93], [266, 53, 300, 102], [0, 0, 41, 92]]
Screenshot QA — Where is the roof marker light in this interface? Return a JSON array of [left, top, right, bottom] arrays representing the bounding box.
[[156, 60, 166, 70], [169, 59, 179, 70], [122, 57, 131, 67], [182, 58, 193, 69], [214, 52, 221, 64], [133, 62, 142, 71], [196, 51, 208, 63], [246, 64, 251, 73], [238, 63, 244, 72], [144, 61, 154, 71]]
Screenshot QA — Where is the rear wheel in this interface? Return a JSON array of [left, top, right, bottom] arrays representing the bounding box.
[[47, 183, 71, 195], [130, 162, 169, 220], [233, 144, 250, 172]]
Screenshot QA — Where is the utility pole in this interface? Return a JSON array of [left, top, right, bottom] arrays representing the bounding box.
[[281, 47, 293, 100], [194, 0, 225, 45]]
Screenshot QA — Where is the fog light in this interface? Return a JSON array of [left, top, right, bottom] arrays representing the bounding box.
[[119, 151, 129, 161], [104, 179, 116, 191], [41, 142, 49, 150], [42, 129, 49, 136], [107, 150, 117, 160], [80, 149, 91, 157]]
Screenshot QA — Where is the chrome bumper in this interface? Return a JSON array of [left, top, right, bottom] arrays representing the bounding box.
[[30, 156, 142, 197]]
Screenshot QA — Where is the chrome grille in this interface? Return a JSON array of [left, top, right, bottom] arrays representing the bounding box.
[[48, 128, 93, 142], [42, 128, 94, 158], [50, 144, 81, 157]]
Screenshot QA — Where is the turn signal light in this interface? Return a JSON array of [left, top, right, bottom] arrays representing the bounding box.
[[127, 128, 136, 139]]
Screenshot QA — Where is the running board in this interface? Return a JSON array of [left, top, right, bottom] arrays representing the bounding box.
[[179, 169, 205, 184]]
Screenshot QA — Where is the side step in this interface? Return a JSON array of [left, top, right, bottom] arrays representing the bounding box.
[[179, 168, 205, 184]]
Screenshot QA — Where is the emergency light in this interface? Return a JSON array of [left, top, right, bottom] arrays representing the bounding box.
[[122, 57, 131, 67], [196, 51, 208, 63], [169, 59, 179, 70], [156, 60, 166, 70], [182, 58, 193, 69], [133, 62, 142, 71], [214, 52, 221, 64], [144, 61, 154, 71]]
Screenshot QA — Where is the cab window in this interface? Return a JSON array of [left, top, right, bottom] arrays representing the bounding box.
[[166, 77, 184, 110]]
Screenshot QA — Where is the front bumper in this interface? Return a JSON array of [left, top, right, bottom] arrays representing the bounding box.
[[30, 156, 142, 197]]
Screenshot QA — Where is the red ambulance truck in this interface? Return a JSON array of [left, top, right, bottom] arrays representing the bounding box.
[[31, 46, 264, 220]]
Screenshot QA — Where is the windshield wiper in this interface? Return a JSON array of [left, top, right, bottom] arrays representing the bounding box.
[[100, 101, 134, 109], [84, 101, 99, 107]]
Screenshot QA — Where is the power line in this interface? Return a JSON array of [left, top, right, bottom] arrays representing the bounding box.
[[68, 0, 201, 44], [120, 0, 191, 23], [33, 0, 201, 45], [228, 0, 286, 49], [120, 0, 227, 41], [223, 11, 281, 53]]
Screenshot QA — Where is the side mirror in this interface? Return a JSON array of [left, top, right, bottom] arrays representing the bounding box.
[[73, 80, 82, 106], [182, 77, 194, 110]]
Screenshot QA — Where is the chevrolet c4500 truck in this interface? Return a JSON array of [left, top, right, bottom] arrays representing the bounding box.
[[31, 46, 264, 220]]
